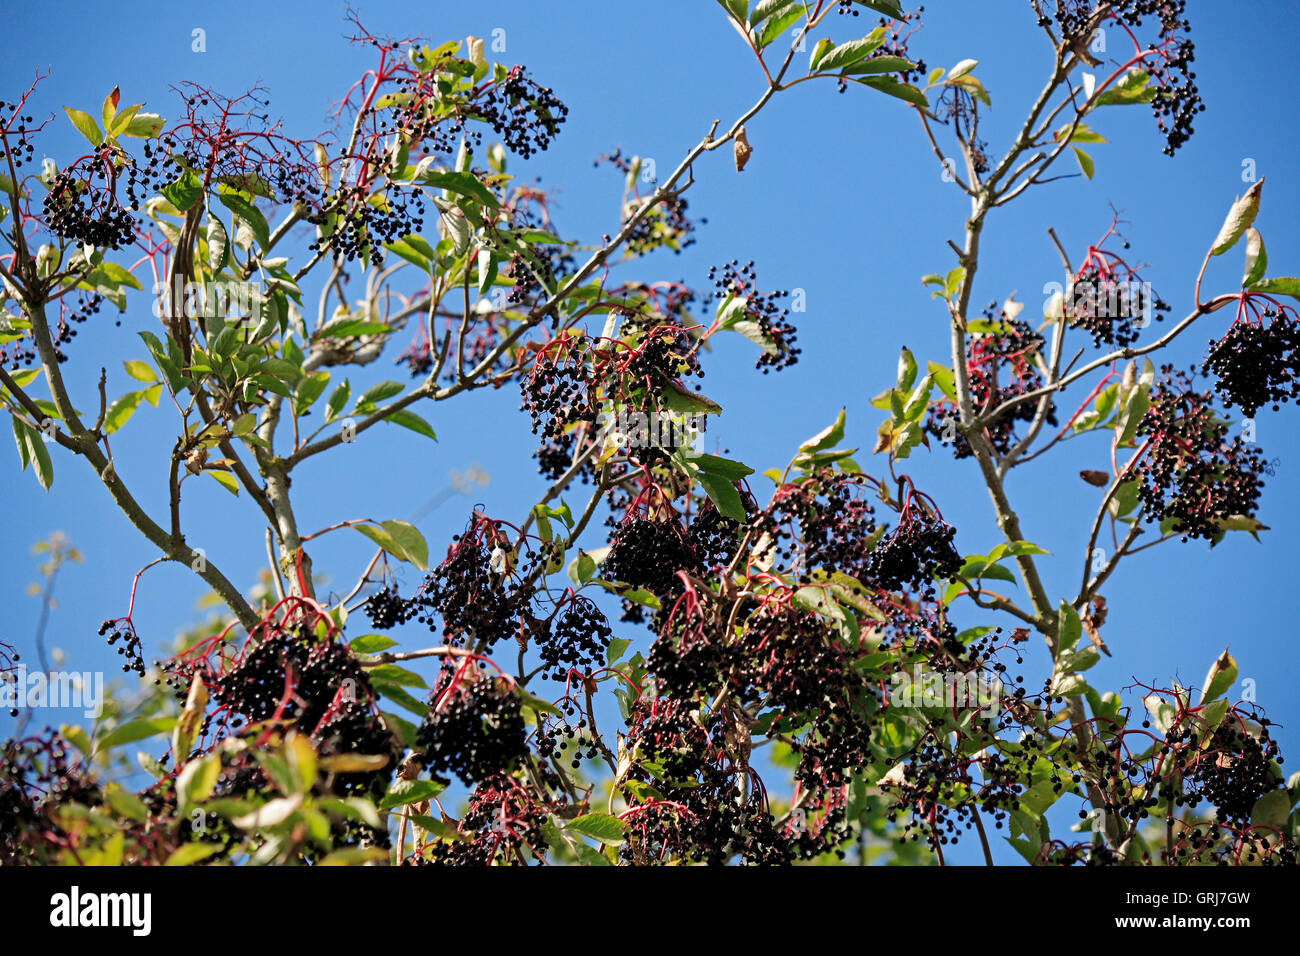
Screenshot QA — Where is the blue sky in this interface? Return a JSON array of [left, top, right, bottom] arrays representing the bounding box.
[[3, 1, 1299, 864]]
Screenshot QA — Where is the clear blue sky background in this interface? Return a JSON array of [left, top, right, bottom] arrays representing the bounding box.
[[3, 1, 1298, 864]]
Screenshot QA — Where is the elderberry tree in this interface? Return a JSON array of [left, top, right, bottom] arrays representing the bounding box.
[[1, 0, 1298, 868]]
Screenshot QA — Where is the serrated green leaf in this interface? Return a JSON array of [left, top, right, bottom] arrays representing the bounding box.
[[63, 107, 102, 146], [565, 812, 626, 845]]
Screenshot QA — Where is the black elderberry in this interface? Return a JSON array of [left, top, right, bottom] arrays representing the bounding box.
[[1205, 311, 1300, 417], [416, 668, 526, 786]]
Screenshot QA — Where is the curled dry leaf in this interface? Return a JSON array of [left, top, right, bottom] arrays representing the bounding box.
[[734, 124, 752, 172]]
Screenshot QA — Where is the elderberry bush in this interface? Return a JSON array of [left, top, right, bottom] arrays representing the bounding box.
[[5, 1, 1299, 872]]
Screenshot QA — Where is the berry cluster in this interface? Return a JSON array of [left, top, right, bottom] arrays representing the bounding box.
[[41, 169, 136, 250], [416, 665, 526, 786], [477, 68, 569, 160], [603, 513, 697, 597], [705, 261, 800, 372], [98, 617, 147, 677], [647, 592, 729, 699], [1067, 266, 1168, 347], [206, 629, 375, 734], [0, 100, 37, 171], [0, 731, 101, 865], [596, 149, 703, 257], [619, 696, 806, 865], [687, 498, 746, 574], [362, 584, 414, 630], [1189, 720, 1284, 823], [536, 596, 611, 682], [410, 525, 525, 647], [735, 603, 861, 727], [871, 7, 928, 85], [1035, 0, 1201, 154], [418, 772, 551, 865], [751, 472, 881, 583], [1205, 309, 1300, 417], [306, 181, 425, 267], [536, 705, 604, 770], [864, 506, 961, 595], [926, 310, 1054, 458], [1127, 368, 1267, 541], [520, 348, 593, 440]]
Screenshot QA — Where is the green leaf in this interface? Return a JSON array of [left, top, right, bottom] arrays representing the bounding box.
[[208, 471, 239, 495], [750, 0, 795, 26], [853, 75, 928, 107], [1108, 478, 1141, 519], [958, 557, 1016, 584], [103, 390, 147, 434], [715, 0, 748, 22], [568, 550, 598, 586], [161, 169, 204, 212], [95, 716, 175, 753], [63, 107, 102, 146], [383, 408, 437, 441], [896, 347, 918, 392], [317, 318, 391, 338], [1057, 601, 1082, 656], [620, 587, 660, 610], [165, 843, 223, 866], [659, 380, 722, 415], [606, 637, 632, 665], [86, 262, 140, 294], [123, 112, 165, 138], [1114, 384, 1150, 447], [853, 0, 904, 17], [122, 359, 156, 383], [379, 778, 446, 810], [217, 189, 270, 250], [354, 519, 430, 571], [384, 519, 429, 570], [417, 169, 499, 208], [1073, 147, 1094, 180], [1095, 69, 1155, 106], [947, 73, 991, 107], [205, 213, 230, 273], [177, 753, 222, 808], [350, 633, 397, 653], [1241, 228, 1267, 288], [382, 238, 432, 271], [692, 453, 754, 480], [565, 812, 626, 845], [698, 473, 747, 522], [1248, 276, 1300, 302], [294, 370, 330, 414], [1199, 649, 1238, 705], [841, 55, 914, 75], [1250, 789, 1290, 830], [1143, 695, 1177, 735], [324, 381, 351, 424], [101, 782, 148, 822], [1211, 180, 1263, 256], [799, 407, 847, 454], [758, 6, 805, 49], [816, 32, 887, 72], [372, 682, 427, 718], [12, 417, 53, 491], [947, 58, 978, 80], [808, 37, 835, 72]]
